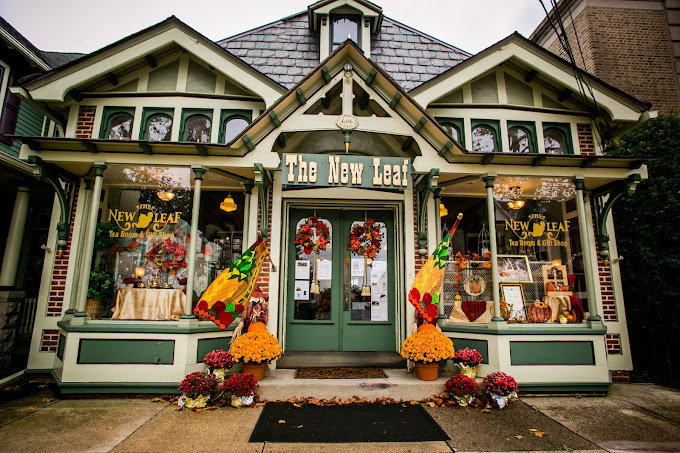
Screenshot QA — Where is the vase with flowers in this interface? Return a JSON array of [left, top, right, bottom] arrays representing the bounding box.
[[482, 371, 518, 409], [221, 372, 258, 407], [453, 348, 483, 378], [230, 329, 282, 381], [178, 371, 217, 409], [445, 374, 479, 407], [203, 349, 235, 383], [400, 324, 455, 381]]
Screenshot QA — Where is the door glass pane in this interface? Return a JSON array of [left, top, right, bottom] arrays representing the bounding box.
[[348, 220, 388, 321], [293, 216, 332, 320]]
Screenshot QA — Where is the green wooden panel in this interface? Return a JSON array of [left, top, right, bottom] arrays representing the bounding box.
[[471, 72, 498, 103], [77, 339, 175, 364], [0, 101, 44, 157], [510, 341, 595, 366], [57, 334, 66, 361], [196, 337, 230, 363], [450, 338, 488, 364]]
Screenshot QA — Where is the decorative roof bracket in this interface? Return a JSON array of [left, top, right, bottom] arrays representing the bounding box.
[[415, 168, 439, 259], [253, 163, 272, 240]]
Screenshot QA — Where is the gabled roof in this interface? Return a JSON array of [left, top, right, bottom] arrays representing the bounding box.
[[228, 39, 466, 162], [410, 32, 651, 121], [20, 16, 286, 104], [0, 16, 51, 71], [218, 12, 470, 90]]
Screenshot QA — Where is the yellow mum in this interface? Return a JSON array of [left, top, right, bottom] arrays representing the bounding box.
[[231, 330, 282, 364], [400, 330, 455, 363]]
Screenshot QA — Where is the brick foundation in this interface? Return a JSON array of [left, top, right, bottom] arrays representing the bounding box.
[[40, 329, 59, 353], [75, 106, 96, 139], [611, 370, 630, 383]]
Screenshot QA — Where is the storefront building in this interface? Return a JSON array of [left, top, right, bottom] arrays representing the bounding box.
[[11, 0, 652, 393]]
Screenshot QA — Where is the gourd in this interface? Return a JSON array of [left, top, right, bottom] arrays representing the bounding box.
[[546, 282, 555, 292], [528, 301, 552, 323], [248, 321, 268, 333], [418, 323, 437, 332]]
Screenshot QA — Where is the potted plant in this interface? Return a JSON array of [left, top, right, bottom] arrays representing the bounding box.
[[400, 324, 455, 381], [230, 328, 282, 381], [220, 372, 258, 407], [178, 371, 218, 409], [445, 374, 479, 406], [86, 270, 114, 319], [452, 348, 483, 378], [203, 349, 235, 382], [483, 371, 518, 409]]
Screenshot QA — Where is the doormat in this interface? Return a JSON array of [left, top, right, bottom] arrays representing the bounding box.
[[294, 367, 388, 379], [249, 402, 450, 443]]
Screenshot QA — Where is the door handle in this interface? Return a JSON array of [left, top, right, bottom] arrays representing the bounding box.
[[344, 297, 349, 311], [343, 257, 350, 311]]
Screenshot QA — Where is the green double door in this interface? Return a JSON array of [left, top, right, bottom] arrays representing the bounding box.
[[286, 208, 396, 352]]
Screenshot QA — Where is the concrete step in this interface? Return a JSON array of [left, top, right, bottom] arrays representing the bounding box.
[[257, 369, 450, 401], [277, 351, 406, 369]]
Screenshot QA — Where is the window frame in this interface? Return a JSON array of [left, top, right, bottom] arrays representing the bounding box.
[[99, 106, 136, 140], [179, 108, 213, 143], [330, 14, 361, 52], [140, 107, 174, 142], [435, 117, 465, 148], [470, 119, 501, 153], [507, 121, 537, 154], [218, 109, 252, 144], [542, 122, 573, 155]]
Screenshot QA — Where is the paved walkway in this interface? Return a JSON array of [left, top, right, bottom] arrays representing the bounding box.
[[0, 382, 679, 452]]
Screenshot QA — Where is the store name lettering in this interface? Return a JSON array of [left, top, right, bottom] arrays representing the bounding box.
[[505, 214, 569, 247], [282, 154, 411, 190], [107, 204, 182, 237]]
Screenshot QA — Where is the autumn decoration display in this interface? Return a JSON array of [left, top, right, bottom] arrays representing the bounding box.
[[177, 371, 217, 409], [347, 219, 383, 259], [452, 348, 483, 378], [295, 216, 330, 255], [203, 349, 235, 382], [483, 371, 519, 409], [445, 374, 480, 406], [401, 329, 455, 381], [528, 301, 552, 323], [230, 330, 282, 380], [556, 310, 577, 324], [221, 372, 258, 407]]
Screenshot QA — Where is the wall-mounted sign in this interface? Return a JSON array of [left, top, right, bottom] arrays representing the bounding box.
[[107, 204, 182, 239], [505, 213, 569, 247], [282, 154, 411, 190]]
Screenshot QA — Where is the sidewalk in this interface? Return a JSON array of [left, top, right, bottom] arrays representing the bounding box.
[[0, 381, 678, 452]]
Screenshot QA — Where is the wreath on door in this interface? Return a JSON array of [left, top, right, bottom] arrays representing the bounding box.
[[347, 219, 383, 260], [294, 216, 330, 255]]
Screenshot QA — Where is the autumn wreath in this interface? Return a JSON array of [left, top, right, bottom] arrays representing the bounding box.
[[347, 219, 383, 260], [295, 216, 330, 255]]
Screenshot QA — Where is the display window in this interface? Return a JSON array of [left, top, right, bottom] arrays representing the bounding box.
[[87, 165, 245, 321], [440, 176, 588, 325]]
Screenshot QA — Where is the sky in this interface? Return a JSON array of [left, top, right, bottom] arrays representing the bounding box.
[[0, 0, 550, 56]]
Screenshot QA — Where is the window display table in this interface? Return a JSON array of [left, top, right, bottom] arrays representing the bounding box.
[[111, 288, 186, 320]]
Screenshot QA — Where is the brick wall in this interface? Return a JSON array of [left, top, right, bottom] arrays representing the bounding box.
[[255, 187, 273, 295], [75, 106, 96, 139], [606, 333, 622, 355], [40, 329, 59, 353], [47, 189, 79, 316], [576, 123, 595, 156], [545, 5, 680, 113]]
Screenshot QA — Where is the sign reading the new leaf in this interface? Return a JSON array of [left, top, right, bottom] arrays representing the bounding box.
[[282, 154, 411, 191]]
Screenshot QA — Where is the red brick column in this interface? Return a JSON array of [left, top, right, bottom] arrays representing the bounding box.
[[40, 329, 59, 353], [255, 187, 273, 295], [577, 124, 596, 156], [75, 106, 96, 139], [47, 190, 80, 316]]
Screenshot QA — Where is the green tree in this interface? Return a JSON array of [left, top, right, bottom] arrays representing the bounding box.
[[609, 112, 680, 382]]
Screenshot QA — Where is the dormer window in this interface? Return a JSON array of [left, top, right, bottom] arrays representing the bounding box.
[[331, 15, 360, 51]]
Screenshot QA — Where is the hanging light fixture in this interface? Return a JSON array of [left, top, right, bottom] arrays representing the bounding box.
[[439, 203, 448, 217], [157, 190, 175, 201], [220, 192, 237, 212], [507, 186, 525, 210]]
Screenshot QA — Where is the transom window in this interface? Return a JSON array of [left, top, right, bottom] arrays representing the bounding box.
[[146, 115, 172, 142], [107, 114, 133, 140], [185, 115, 211, 143], [331, 15, 360, 50], [472, 126, 496, 153], [508, 126, 530, 153], [544, 129, 566, 154], [223, 117, 249, 144], [442, 124, 460, 143]]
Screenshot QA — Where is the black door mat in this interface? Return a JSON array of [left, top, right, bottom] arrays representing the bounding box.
[[294, 367, 388, 379], [249, 402, 450, 443]]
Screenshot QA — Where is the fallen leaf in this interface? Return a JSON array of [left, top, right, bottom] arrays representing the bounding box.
[[150, 397, 165, 403], [194, 408, 203, 413], [41, 398, 55, 403], [410, 400, 418, 405], [514, 435, 524, 440], [107, 426, 114, 430], [295, 425, 303, 429], [529, 429, 547, 438], [426, 402, 436, 407], [481, 408, 491, 413], [278, 420, 286, 424], [27, 407, 37, 411], [293, 403, 301, 408]]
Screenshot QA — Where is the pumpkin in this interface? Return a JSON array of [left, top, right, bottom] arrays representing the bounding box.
[[418, 323, 437, 332], [528, 301, 552, 323], [546, 282, 555, 292], [560, 285, 570, 292], [247, 322, 268, 333]]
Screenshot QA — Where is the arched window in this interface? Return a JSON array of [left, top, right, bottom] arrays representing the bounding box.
[[107, 113, 133, 140], [223, 117, 249, 144], [146, 115, 172, 142], [508, 126, 531, 153], [544, 128, 566, 154], [184, 115, 211, 143], [441, 124, 460, 143], [472, 125, 496, 153], [331, 15, 360, 51]]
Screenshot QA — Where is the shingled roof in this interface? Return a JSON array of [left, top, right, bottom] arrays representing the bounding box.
[[217, 12, 470, 90]]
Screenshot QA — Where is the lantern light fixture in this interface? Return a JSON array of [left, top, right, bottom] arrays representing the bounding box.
[[220, 193, 237, 212]]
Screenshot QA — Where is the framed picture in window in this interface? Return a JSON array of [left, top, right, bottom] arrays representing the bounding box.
[[542, 264, 569, 288], [497, 255, 533, 283], [500, 283, 526, 321]]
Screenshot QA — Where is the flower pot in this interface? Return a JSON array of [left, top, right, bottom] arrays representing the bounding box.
[[242, 362, 267, 381], [182, 394, 209, 409], [208, 367, 227, 383], [454, 394, 473, 407], [415, 361, 439, 381], [456, 364, 478, 379], [231, 394, 254, 407]]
